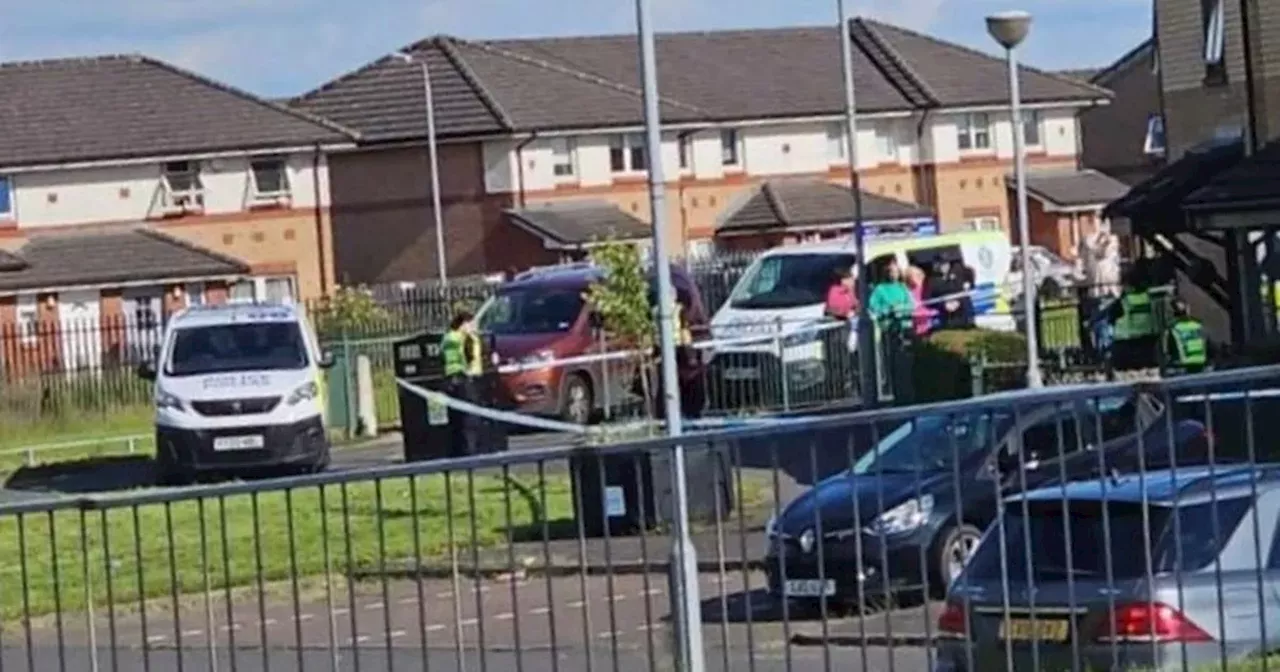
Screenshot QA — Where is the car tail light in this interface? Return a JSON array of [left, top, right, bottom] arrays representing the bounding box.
[[937, 601, 968, 638], [1096, 602, 1212, 643]]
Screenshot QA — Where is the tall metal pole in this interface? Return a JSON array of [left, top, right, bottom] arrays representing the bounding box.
[[838, 0, 876, 403], [420, 57, 449, 285], [633, 0, 701, 670], [1007, 46, 1043, 387]]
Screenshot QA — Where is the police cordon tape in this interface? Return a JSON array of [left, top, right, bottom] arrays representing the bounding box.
[[393, 377, 812, 437]]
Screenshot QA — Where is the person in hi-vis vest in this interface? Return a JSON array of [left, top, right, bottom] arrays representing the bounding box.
[[1161, 300, 1207, 375], [440, 310, 484, 454]]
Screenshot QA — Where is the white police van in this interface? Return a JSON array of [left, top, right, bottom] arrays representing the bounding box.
[[137, 303, 333, 484]]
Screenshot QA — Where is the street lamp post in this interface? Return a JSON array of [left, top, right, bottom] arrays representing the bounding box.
[[632, 1, 702, 670], [395, 51, 449, 285], [986, 11, 1043, 388]]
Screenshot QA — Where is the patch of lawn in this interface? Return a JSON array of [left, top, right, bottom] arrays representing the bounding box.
[[0, 471, 574, 622]]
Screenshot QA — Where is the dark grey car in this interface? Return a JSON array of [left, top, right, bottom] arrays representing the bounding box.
[[935, 465, 1280, 671]]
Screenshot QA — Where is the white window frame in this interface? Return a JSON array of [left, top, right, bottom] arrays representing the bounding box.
[[15, 294, 38, 345], [1204, 0, 1225, 65], [1144, 114, 1167, 156], [720, 128, 741, 167], [249, 157, 291, 199], [184, 283, 206, 307], [161, 160, 204, 210], [0, 175, 12, 218], [826, 122, 847, 162], [229, 276, 298, 305], [957, 113, 992, 152], [685, 238, 713, 261], [1022, 110, 1043, 147], [677, 135, 692, 172], [549, 137, 576, 178], [968, 216, 1001, 231], [229, 280, 256, 304], [608, 133, 646, 173], [876, 122, 898, 161]]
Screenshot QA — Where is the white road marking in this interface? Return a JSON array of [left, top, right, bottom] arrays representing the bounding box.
[[567, 601, 585, 609], [398, 597, 418, 605], [182, 630, 203, 637], [391, 630, 407, 638], [261, 619, 277, 626], [355, 635, 370, 644], [530, 607, 551, 615], [425, 624, 446, 633], [332, 608, 349, 615], [363, 602, 384, 611], [294, 614, 314, 622], [146, 635, 167, 644], [495, 612, 514, 620], [458, 618, 478, 627]]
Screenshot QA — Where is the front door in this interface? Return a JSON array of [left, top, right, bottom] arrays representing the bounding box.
[[58, 290, 102, 375], [122, 289, 164, 364]]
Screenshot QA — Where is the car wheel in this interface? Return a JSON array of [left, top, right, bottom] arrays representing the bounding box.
[[933, 523, 983, 594], [561, 374, 593, 425]]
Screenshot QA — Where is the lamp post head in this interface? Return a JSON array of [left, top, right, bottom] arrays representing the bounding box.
[[986, 11, 1032, 50]]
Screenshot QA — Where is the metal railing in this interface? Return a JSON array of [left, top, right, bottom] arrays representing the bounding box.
[[0, 434, 150, 469], [3, 365, 1278, 670]]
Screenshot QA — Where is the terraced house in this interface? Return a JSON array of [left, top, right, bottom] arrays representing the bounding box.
[[294, 18, 1111, 284], [0, 55, 355, 375]]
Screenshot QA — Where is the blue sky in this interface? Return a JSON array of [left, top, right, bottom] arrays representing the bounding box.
[[1, 0, 1151, 97]]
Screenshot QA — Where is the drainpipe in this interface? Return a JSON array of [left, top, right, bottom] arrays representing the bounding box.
[[311, 143, 329, 295], [676, 129, 698, 259], [514, 133, 538, 208], [914, 109, 937, 216]]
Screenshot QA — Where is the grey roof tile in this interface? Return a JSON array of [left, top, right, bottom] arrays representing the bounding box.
[[505, 200, 649, 246], [718, 178, 934, 233], [0, 55, 354, 168], [294, 19, 1107, 140], [1014, 169, 1131, 208], [0, 228, 249, 292], [1184, 137, 1280, 209]]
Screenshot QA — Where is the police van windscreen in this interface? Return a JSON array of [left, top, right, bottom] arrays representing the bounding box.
[[477, 288, 585, 334], [729, 253, 857, 310], [167, 323, 309, 376]]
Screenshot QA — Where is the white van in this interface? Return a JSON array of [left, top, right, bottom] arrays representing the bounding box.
[[708, 231, 1015, 368], [138, 303, 333, 484]]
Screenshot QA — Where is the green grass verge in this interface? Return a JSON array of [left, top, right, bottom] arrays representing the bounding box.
[[0, 472, 574, 622]]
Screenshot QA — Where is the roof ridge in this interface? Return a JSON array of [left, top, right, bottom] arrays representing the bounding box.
[[0, 53, 138, 70], [129, 55, 361, 140], [134, 227, 253, 272], [851, 19, 939, 107], [463, 40, 713, 118], [762, 181, 791, 225], [1090, 38, 1155, 85], [437, 38, 515, 130], [860, 17, 1113, 101]]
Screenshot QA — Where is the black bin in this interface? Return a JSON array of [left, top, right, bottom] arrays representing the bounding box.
[[572, 445, 734, 538]]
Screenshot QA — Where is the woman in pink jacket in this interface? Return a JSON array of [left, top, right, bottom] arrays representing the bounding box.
[[905, 266, 935, 336]]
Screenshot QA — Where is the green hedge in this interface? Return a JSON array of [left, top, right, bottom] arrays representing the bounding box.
[[912, 329, 1028, 403]]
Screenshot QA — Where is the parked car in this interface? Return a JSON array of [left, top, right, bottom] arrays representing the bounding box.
[[1009, 246, 1083, 300], [935, 464, 1280, 671], [474, 263, 708, 424], [763, 386, 1210, 605]]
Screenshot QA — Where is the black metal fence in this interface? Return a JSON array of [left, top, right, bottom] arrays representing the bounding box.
[[1, 365, 1278, 670]]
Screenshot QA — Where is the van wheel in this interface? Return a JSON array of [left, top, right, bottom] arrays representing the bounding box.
[[932, 523, 983, 595], [561, 374, 593, 425]]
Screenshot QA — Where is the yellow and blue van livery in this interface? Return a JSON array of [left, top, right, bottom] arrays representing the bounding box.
[[139, 303, 335, 484]]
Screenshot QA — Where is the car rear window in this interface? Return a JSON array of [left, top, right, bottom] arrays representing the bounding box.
[[965, 497, 1251, 583]]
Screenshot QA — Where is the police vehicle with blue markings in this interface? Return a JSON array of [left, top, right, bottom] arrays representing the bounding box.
[[137, 303, 334, 484]]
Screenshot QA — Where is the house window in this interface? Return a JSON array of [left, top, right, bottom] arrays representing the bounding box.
[[826, 123, 847, 162], [957, 113, 992, 151], [609, 134, 646, 173], [185, 283, 206, 307], [0, 176, 11, 217], [15, 295, 37, 345], [686, 238, 714, 261], [967, 216, 1001, 231], [229, 280, 256, 304], [1022, 110, 1042, 146], [550, 137, 576, 177], [161, 160, 204, 209], [250, 158, 290, 198], [263, 276, 296, 304], [720, 129, 741, 167], [1202, 0, 1226, 83], [678, 135, 692, 171], [876, 123, 898, 161], [1144, 114, 1167, 157]]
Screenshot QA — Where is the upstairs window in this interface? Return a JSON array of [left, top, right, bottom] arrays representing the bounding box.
[[826, 122, 847, 162], [720, 128, 741, 167], [1202, 0, 1227, 84], [876, 122, 899, 161], [1022, 110, 1043, 147], [678, 135, 692, 171], [0, 176, 11, 217], [250, 158, 290, 198], [161, 160, 204, 210], [549, 137, 576, 178], [609, 134, 646, 173], [1144, 114, 1167, 157], [957, 113, 992, 151]]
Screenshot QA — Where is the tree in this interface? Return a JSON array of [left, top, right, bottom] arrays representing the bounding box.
[[585, 241, 656, 417], [310, 285, 396, 338]]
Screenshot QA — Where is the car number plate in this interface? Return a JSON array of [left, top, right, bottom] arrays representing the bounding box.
[[999, 618, 1069, 642], [783, 579, 835, 597], [213, 435, 265, 451], [723, 367, 760, 381]]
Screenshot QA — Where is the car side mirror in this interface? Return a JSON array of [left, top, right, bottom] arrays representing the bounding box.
[[137, 360, 157, 381], [318, 350, 335, 369]]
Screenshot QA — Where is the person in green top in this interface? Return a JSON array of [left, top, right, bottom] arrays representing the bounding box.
[[867, 254, 916, 334], [440, 310, 484, 455], [1161, 300, 1207, 375]]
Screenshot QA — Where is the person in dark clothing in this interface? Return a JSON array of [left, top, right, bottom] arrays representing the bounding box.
[[928, 259, 970, 330]]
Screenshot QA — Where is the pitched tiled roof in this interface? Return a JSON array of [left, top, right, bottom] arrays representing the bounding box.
[[1104, 136, 1243, 221], [1013, 169, 1131, 208], [0, 250, 26, 273], [1057, 68, 1101, 82], [717, 179, 934, 233], [1090, 39, 1155, 86], [0, 55, 355, 169], [293, 19, 1109, 140], [0, 228, 250, 293], [505, 200, 650, 248]]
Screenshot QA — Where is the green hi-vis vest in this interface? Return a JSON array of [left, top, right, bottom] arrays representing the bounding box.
[[1167, 319, 1207, 366], [441, 330, 484, 376], [1114, 291, 1155, 340]]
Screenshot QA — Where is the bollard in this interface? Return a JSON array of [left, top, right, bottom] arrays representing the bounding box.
[[355, 354, 378, 438]]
